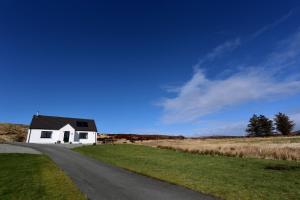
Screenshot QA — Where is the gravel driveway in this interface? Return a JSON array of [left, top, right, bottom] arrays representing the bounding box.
[[14, 143, 216, 200], [0, 144, 41, 154]]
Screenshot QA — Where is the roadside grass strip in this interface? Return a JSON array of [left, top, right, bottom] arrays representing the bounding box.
[[0, 154, 85, 200]]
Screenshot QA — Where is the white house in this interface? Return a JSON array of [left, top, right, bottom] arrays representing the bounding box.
[[26, 115, 98, 144]]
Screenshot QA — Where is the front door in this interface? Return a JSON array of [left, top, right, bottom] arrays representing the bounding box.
[[63, 131, 70, 143]]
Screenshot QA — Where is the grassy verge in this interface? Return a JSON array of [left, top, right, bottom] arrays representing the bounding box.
[[74, 144, 300, 200], [0, 154, 85, 200]]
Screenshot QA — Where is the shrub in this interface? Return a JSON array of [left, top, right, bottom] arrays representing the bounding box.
[[14, 133, 26, 142]]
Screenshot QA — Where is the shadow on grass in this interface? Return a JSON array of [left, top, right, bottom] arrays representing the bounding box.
[[265, 164, 300, 171]]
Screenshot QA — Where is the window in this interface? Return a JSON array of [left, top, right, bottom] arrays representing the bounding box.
[[76, 121, 88, 127], [79, 132, 88, 139], [41, 131, 52, 138]]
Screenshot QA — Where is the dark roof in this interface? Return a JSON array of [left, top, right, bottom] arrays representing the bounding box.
[[29, 115, 97, 132]]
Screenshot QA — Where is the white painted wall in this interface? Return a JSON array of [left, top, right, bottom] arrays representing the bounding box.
[[76, 131, 97, 144], [27, 129, 61, 144], [27, 124, 97, 144]]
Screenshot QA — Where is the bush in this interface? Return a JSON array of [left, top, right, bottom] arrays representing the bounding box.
[[15, 133, 26, 142]]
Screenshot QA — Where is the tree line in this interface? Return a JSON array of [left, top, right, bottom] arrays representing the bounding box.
[[246, 112, 295, 137]]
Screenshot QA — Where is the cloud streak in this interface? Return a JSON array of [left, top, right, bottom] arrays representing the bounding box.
[[197, 38, 240, 66], [252, 10, 293, 38], [159, 30, 300, 124]]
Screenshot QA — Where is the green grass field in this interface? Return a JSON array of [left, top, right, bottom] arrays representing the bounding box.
[[74, 144, 300, 200], [0, 154, 85, 200]]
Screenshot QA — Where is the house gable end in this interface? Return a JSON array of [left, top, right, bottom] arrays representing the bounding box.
[[59, 124, 75, 132]]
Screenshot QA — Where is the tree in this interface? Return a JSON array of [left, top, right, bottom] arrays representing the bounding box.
[[258, 115, 274, 136], [246, 114, 260, 136], [246, 114, 274, 136], [274, 112, 295, 135]]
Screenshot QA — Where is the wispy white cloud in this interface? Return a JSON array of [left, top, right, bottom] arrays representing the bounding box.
[[197, 38, 240, 66], [252, 10, 293, 38], [160, 69, 300, 124], [162, 38, 241, 93], [159, 30, 300, 124]]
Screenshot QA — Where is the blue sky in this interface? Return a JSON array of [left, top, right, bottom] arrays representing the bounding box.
[[1, 0, 300, 135]]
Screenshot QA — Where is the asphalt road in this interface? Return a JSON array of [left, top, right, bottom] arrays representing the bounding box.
[[15, 143, 216, 200]]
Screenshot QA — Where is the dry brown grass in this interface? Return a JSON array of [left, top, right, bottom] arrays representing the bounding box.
[[138, 136, 300, 161], [0, 123, 28, 142]]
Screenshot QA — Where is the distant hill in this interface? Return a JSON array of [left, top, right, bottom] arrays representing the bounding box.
[[0, 123, 28, 143], [106, 133, 185, 141]]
